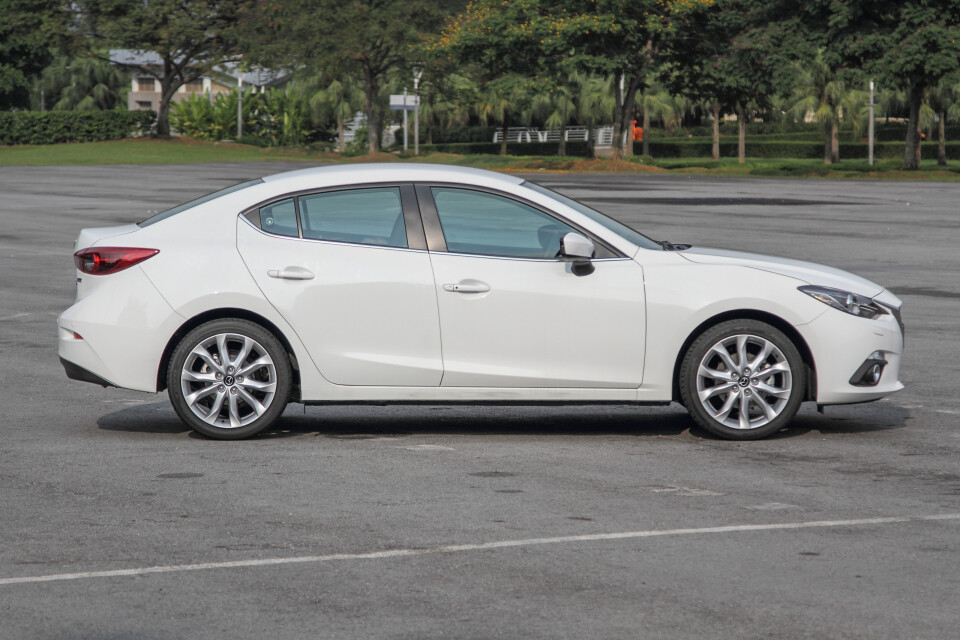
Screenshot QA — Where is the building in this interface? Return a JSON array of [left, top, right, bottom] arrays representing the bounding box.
[[109, 50, 288, 112]]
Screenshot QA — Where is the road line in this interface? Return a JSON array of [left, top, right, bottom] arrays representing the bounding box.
[[2, 513, 958, 587]]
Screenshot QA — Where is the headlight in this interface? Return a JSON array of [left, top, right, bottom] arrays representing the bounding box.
[[798, 285, 888, 319]]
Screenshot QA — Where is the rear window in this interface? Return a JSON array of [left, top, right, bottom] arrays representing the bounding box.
[[138, 179, 264, 227]]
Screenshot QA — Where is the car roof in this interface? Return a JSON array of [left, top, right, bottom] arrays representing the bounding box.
[[260, 163, 525, 190]]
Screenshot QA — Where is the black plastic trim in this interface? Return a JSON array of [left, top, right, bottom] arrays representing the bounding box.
[[414, 184, 447, 252], [849, 357, 888, 387], [60, 357, 115, 388]]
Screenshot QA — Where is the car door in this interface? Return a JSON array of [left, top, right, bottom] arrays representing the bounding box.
[[237, 183, 443, 387], [418, 184, 646, 388]]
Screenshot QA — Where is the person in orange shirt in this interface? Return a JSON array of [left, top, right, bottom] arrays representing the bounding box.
[[633, 119, 643, 142]]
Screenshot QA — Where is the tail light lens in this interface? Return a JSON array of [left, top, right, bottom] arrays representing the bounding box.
[[74, 247, 159, 275]]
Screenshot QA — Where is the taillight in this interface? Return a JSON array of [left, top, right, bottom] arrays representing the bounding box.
[[73, 247, 159, 275]]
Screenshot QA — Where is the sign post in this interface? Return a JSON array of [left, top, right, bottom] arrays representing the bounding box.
[[389, 93, 420, 153]]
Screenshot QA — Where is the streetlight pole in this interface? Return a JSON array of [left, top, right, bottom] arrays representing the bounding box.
[[868, 80, 875, 167], [413, 66, 423, 155], [237, 73, 243, 140], [402, 87, 408, 152]]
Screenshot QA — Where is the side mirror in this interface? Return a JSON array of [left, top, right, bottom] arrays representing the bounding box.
[[560, 232, 595, 276], [560, 232, 595, 261]]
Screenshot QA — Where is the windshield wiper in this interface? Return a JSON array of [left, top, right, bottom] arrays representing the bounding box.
[[658, 240, 691, 251]]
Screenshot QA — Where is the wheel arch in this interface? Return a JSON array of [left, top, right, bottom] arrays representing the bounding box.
[[671, 309, 817, 403], [157, 308, 302, 400]]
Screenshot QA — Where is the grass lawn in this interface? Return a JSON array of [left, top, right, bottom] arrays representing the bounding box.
[[3, 137, 960, 180]]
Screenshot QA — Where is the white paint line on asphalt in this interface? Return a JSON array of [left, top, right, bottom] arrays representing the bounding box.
[[2, 513, 958, 588]]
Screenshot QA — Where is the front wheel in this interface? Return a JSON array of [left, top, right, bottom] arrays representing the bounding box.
[[168, 319, 292, 439], [679, 319, 805, 440]]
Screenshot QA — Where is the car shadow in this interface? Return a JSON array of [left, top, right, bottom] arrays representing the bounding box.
[[96, 400, 911, 441]]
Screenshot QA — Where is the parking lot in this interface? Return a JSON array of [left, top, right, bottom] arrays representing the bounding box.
[[1, 162, 958, 639]]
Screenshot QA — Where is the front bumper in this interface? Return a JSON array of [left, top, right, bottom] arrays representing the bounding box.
[[798, 306, 904, 405]]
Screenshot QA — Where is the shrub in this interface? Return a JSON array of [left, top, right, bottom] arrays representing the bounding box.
[[0, 110, 155, 145], [641, 140, 960, 160], [418, 140, 592, 157]]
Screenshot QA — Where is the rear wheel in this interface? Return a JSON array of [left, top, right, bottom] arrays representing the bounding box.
[[679, 319, 805, 440], [168, 319, 291, 439]]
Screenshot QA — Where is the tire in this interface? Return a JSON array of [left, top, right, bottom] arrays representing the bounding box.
[[679, 319, 805, 440], [168, 319, 292, 440]]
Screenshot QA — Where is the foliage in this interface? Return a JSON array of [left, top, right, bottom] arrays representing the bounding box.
[[0, 0, 69, 109], [435, 0, 714, 158], [643, 139, 960, 160], [417, 141, 592, 157], [170, 85, 330, 146], [32, 56, 129, 111], [72, 0, 256, 136], [798, 0, 960, 168], [0, 110, 155, 144], [243, 0, 448, 152]]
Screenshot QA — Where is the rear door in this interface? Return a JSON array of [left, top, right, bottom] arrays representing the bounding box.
[[237, 183, 443, 386]]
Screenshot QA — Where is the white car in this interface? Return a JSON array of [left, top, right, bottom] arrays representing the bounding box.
[[58, 164, 904, 440]]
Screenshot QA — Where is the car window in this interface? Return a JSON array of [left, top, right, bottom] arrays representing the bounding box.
[[139, 179, 263, 227], [259, 198, 299, 238], [523, 181, 662, 251], [298, 188, 407, 248], [431, 187, 578, 259]]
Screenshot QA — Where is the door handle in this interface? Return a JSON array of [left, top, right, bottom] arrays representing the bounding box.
[[442, 281, 490, 293], [267, 267, 315, 280]]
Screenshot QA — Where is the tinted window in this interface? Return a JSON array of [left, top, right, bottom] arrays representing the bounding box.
[[432, 187, 577, 258], [298, 188, 406, 248], [259, 198, 299, 237], [523, 181, 661, 250], [139, 179, 264, 227]]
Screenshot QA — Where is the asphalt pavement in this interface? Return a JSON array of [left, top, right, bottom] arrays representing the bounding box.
[[1, 162, 958, 639]]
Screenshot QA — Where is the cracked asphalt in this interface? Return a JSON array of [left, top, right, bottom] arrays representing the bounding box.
[[1, 162, 958, 639]]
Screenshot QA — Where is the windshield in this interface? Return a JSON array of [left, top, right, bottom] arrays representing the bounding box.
[[138, 179, 264, 227], [523, 181, 662, 251]]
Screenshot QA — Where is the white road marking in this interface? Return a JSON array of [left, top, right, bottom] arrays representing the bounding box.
[[401, 444, 456, 451], [2, 513, 957, 588]]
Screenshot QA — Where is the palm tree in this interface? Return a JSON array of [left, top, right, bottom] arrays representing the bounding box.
[[925, 77, 960, 166], [787, 52, 867, 164], [419, 73, 477, 145], [35, 57, 128, 111], [310, 77, 364, 152], [530, 77, 579, 156], [477, 77, 527, 155], [635, 82, 676, 156]]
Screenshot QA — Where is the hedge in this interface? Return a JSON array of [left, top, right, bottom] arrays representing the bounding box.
[[0, 111, 156, 145], [641, 140, 960, 160], [417, 140, 593, 157]]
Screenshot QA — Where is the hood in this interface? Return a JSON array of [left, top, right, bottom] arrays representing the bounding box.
[[679, 246, 885, 297], [74, 224, 140, 252]]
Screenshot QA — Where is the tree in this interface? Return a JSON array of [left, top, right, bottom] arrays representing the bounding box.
[[925, 77, 960, 166], [787, 52, 866, 164], [800, 0, 960, 169], [662, 0, 798, 163], [244, 0, 445, 153], [437, 0, 711, 159], [310, 77, 364, 151], [34, 56, 129, 111], [72, 0, 254, 137], [0, 0, 67, 110]]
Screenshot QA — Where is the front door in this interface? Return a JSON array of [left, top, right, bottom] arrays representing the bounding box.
[[422, 186, 646, 388]]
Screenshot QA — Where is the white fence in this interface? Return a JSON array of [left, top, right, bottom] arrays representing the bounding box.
[[492, 125, 623, 147]]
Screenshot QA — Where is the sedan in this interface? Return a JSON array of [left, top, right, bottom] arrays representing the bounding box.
[[58, 164, 904, 440]]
